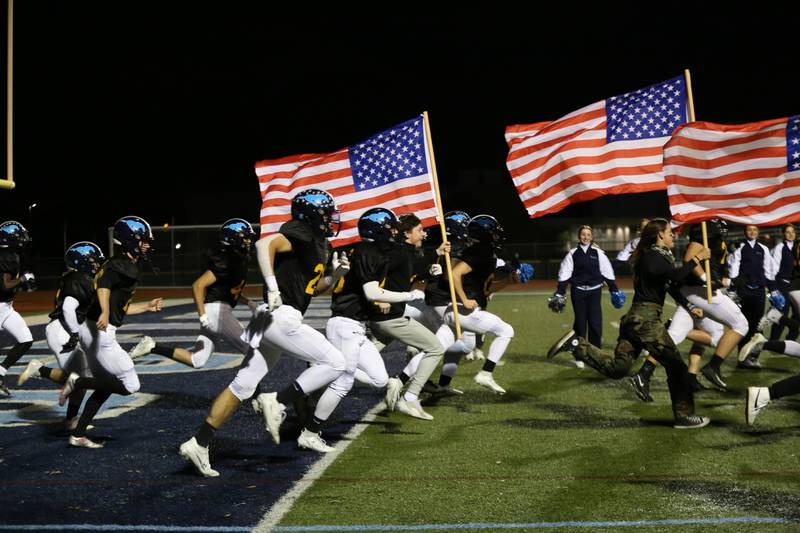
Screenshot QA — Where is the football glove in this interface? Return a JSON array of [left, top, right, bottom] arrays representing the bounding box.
[[548, 293, 567, 313], [199, 313, 211, 329], [769, 290, 786, 311], [610, 290, 627, 309], [429, 263, 443, 276], [267, 290, 283, 311], [20, 272, 37, 292]]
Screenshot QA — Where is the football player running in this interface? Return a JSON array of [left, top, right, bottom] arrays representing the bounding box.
[[0, 221, 36, 396], [179, 189, 347, 476], [18, 242, 104, 429], [59, 216, 163, 448], [129, 219, 259, 368]]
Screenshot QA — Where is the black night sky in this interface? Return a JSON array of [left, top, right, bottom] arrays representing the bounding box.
[[1, 4, 798, 256]]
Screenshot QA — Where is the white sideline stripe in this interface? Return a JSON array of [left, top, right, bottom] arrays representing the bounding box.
[[252, 401, 388, 533]]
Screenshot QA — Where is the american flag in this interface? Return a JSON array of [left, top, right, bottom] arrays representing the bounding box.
[[505, 76, 689, 218], [664, 115, 800, 226], [255, 115, 439, 247]]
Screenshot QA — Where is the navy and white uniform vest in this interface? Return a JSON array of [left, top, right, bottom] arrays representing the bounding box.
[[728, 239, 777, 291], [557, 244, 618, 295]]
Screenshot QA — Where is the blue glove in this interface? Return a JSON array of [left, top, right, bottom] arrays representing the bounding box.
[[517, 263, 534, 283], [769, 290, 786, 311], [610, 290, 627, 309]]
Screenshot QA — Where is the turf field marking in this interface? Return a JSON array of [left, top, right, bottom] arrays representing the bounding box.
[[0, 526, 249, 532], [270, 516, 794, 531], [252, 401, 388, 533]]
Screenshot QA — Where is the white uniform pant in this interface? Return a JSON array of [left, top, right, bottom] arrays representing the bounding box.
[[436, 305, 514, 364], [0, 301, 33, 344], [190, 302, 250, 368], [314, 316, 388, 421], [45, 320, 90, 377], [667, 305, 725, 347], [680, 286, 749, 337], [229, 305, 346, 402], [79, 321, 140, 394]]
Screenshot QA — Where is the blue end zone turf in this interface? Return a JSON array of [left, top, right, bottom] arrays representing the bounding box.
[[0, 300, 399, 531]]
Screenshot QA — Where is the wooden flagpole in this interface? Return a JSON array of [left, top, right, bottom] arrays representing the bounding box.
[[422, 111, 462, 338], [684, 69, 712, 303], [0, 0, 14, 190]]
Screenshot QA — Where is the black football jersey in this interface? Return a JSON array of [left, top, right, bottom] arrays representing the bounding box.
[[331, 241, 390, 321], [0, 248, 20, 303], [86, 255, 139, 327], [459, 244, 497, 308], [371, 242, 434, 321], [686, 234, 728, 287], [49, 270, 96, 327], [204, 248, 249, 307], [268, 220, 330, 314]]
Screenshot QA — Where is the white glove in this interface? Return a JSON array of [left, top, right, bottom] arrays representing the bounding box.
[[21, 272, 35, 283], [429, 264, 443, 276], [406, 289, 426, 301], [267, 290, 283, 311], [199, 313, 211, 329], [332, 251, 350, 272]]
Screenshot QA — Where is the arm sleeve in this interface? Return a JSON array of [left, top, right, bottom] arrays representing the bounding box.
[[62, 296, 81, 333], [598, 250, 618, 292], [616, 240, 635, 262], [646, 252, 696, 283], [556, 251, 574, 295], [667, 282, 691, 309], [728, 246, 741, 279], [762, 243, 778, 291], [362, 281, 409, 303]]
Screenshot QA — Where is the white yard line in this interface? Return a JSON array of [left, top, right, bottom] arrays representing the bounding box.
[[252, 401, 387, 533]]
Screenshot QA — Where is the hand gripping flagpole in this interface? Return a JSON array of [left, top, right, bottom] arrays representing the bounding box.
[[684, 69, 712, 304], [422, 111, 462, 338]]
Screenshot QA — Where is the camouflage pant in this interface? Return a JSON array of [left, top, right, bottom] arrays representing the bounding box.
[[574, 302, 694, 418]]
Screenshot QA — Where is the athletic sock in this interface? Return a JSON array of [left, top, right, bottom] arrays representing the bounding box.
[[768, 374, 800, 401], [195, 421, 217, 448], [708, 355, 725, 370], [438, 374, 453, 387], [305, 415, 324, 434], [152, 343, 176, 358], [482, 360, 496, 373], [763, 341, 785, 354], [277, 381, 305, 405], [398, 372, 410, 385], [39, 366, 53, 379], [638, 359, 656, 378]]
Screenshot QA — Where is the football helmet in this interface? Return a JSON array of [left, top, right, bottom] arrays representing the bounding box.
[[65, 242, 105, 275], [113, 216, 154, 259], [467, 215, 505, 250], [688, 219, 727, 244], [358, 207, 398, 242], [0, 220, 31, 250], [444, 211, 471, 242], [220, 218, 256, 252], [291, 189, 341, 237]]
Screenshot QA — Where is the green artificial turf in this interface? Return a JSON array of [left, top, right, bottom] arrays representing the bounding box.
[[278, 293, 800, 531]]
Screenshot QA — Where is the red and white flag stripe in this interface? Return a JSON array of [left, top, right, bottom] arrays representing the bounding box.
[[664, 117, 800, 226], [255, 116, 440, 247]]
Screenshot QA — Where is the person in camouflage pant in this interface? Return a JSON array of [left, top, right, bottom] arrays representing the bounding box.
[[550, 218, 713, 429]]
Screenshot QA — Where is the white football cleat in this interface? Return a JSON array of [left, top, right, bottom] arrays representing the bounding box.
[[474, 370, 506, 394], [58, 372, 79, 406], [68, 435, 104, 449], [254, 392, 286, 444], [18, 359, 43, 385], [129, 336, 155, 359], [179, 437, 219, 477], [746, 386, 770, 426], [739, 333, 766, 362], [298, 429, 335, 453], [385, 377, 403, 411], [395, 398, 434, 420]]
